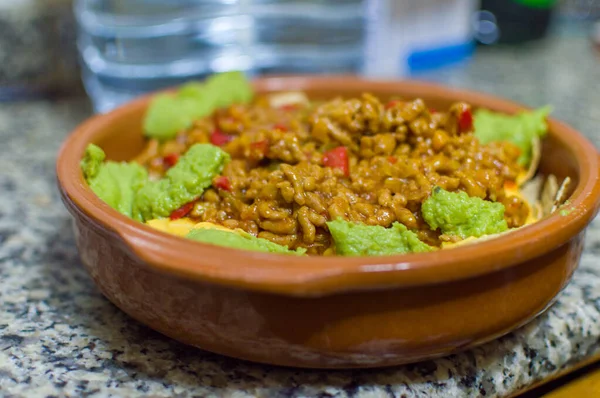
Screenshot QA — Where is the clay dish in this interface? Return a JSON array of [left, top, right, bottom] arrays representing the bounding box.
[[57, 76, 600, 368]]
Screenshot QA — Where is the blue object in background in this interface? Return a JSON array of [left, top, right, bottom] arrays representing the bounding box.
[[407, 41, 475, 74], [363, 0, 478, 78]]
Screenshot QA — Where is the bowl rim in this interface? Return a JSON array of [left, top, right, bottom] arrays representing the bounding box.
[[56, 76, 600, 296]]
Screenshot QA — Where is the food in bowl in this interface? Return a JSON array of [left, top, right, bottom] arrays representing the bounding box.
[[80, 72, 571, 256]]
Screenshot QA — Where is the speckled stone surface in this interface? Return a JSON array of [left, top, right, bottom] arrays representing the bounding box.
[[1, 31, 600, 398]]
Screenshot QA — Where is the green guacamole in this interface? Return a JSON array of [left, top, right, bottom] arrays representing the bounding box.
[[81, 144, 148, 218], [326, 220, 433, 256], [186, 228, 306, 255], [133, 143, 230, 221], [473, 106, 551, 166], [203, 71, 254, 108], [143, 71, 253, 140], [80, 143, 105, 180], [422, 187, 508, 239]]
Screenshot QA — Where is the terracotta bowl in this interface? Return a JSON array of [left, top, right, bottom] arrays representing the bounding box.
[[57, 76, 600, 368]]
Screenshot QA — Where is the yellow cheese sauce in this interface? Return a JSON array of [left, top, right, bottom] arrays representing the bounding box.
[[146, 218, 242, 237]]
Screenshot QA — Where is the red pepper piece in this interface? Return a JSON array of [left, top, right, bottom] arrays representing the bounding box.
[[429, 108, 437, 114], [169, 201, 195, 220], [210, 129, 233, 146], [250, 139, 269, 156], [280, 104, 298, 111], [323, 146, 349, 177], [385, 100, 400, 109], [388, 156, 398, 164], [458, 108, 473, 133], [214, 176, 231, 191], [163, 153, 179, 168], [273, 123, 288, 132]]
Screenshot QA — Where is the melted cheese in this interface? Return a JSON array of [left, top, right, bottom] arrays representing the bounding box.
[[146, 218, 197, 236], [146, 218, 242, 237]]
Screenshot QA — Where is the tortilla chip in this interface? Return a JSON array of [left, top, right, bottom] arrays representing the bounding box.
[[516, 137, 541, 185], [441, 236, 479, 248], [516, 174, 543, 223], [540, 175, 570, 215], [268, 91, 309, 109], [441, 228, 516, 249], [551, 177, 572, 213], [541, 174, 559, 216], [520, 175, 544, 207], [531, 202, 543, 221]]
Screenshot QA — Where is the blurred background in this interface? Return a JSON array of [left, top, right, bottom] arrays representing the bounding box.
[[1, 0, 599, 113]]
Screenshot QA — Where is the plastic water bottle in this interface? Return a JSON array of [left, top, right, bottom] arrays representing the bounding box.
[[364, 0, 478, 78], [74, 0, 367, 113]]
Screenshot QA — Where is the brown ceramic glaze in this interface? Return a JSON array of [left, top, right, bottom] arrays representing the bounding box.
[[56, 77, 600, 368]]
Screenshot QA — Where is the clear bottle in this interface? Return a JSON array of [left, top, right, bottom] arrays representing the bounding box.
[[363, 0, 478, 78], [74, 0, 367, 113]]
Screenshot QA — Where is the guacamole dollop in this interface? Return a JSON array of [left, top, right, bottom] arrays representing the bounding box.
[[81, 143, 105, 180], [422, 187, 508, 239], [81, 144, 148, 218], [326, 220, 433, 256], [133, 143, 230, 221], [203, 71, 254, 108], [143, 71, 253, 140], [186, 228, 306, 255], [474, 106, 551, 166]]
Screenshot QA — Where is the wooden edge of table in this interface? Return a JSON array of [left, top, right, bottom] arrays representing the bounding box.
[[509, 353, 600, 397]]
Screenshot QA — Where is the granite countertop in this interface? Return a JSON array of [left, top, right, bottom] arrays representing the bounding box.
[[1, 30, 600, 398]]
